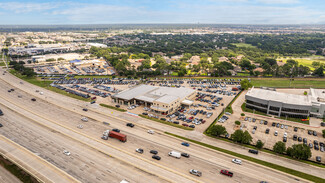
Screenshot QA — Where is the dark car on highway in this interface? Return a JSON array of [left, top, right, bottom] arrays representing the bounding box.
[[152, 155, 161, 160], [112, 129, 120, 133], [181, 153, 190, 158], [31, 98, 36, 101], [248, 149, 258, 154], [83, 108, 88, 111], [126, 123, 135, 128], [150, 150, 158, 154]]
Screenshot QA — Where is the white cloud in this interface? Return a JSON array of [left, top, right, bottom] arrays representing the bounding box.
[[256, 0, 300, 4], [0, 2, 60, 13]]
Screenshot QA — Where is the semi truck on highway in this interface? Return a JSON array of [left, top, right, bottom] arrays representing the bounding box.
[[101, 130, 127, 142]]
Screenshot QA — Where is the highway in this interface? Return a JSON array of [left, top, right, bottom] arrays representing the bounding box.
[[0, 68, 316, 182], [2, 67, 324, 180], [0, 162, 22, 183], [0, 103, 169, 183]]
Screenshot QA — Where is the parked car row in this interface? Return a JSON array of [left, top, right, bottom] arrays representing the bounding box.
[[53, 78, 139, 85], [94, 85, 120, 93], [51, 84, 90, 98]]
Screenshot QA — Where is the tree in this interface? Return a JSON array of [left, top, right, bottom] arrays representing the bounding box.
[[231, 130, 252, 144], [273, 141, 286, 154], [287, 144, 311, 160], [239, 58, 255, 70], [231, 130, 244, 143], [207, 125, 227, 137], [264, 58, 277, 66], [322, 129, 325, 138], [242, 131, 253, 144], [256, 140, 264, 149], [313, 65, 324, 77], [312, 61, 320, 68], [240, 79, 252, 90], [235, 121, 241, 125]]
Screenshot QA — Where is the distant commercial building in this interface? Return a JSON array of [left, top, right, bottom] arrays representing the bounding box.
[[112, 85, 196, 114], [87, 43, 107, 48], [245, 87, 325, 119]]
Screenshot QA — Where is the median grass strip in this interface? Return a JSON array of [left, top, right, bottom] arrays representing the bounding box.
[[10, 70, 91, 102], [0, 154, 37, 183], [100, 103, 127, 112], [139, 114, 193, 131], [165, 132, 324, 183]]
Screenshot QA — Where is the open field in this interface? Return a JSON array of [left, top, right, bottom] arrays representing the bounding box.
[[277, 56, 325, 70], [251, 78, 325, 88], [232, 43, 257, 48]]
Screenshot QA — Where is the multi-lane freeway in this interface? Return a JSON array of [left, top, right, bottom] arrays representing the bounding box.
[[0, 67, 322, 183]]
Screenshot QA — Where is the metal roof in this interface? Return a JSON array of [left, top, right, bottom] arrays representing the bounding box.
[[113, 84, 195, 104], [246, 88, 311, 106]]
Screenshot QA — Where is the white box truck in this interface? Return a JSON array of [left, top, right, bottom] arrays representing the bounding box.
[[168, 151, 181, 159]]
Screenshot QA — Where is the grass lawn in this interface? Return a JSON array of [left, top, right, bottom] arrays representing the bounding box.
[[236, 72, 250, 76], [10, 70, 91, 102], [275, 116, 309, 125], [139, 114, 193, 131], [232, 43, 257, 49], [100, 103, 127, 112], [277, 56, 325, 71], [165, 132, 325, 183], [250, 78, 325, 88]]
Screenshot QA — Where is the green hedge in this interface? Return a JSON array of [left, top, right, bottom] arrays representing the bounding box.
[[100, 104, 127, 112], [139, 114, 193, 131]]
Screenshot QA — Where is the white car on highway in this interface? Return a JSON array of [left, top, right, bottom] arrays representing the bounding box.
[[147, 130, 155, 134], [232, 158, 242, 165], [81, 117, 88, 122], [63, 150, 71, 156]]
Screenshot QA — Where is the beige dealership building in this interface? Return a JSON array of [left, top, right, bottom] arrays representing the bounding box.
[[112, 84, 196, 114]]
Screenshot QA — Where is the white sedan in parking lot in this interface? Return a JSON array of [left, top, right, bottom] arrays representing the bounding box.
[[232, 158, 242, 165], [283, 132, 287, 138]]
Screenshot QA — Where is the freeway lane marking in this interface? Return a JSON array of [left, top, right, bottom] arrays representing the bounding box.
[[0, 135, 80, 183], [0, 95, 203, 183]]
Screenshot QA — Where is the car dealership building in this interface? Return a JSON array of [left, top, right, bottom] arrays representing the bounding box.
[[245, 87, 325, 119], [112, 84, 196, 114]]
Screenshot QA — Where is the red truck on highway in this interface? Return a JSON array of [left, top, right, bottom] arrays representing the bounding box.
[[220, 170, 233, 177], [109, 130, 127, 142]]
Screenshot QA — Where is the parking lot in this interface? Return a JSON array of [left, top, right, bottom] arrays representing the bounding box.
[[114, 78, 240, 132], [221, 89, 325, 163]]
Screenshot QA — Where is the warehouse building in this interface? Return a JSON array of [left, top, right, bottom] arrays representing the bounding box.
[[245, 87, 325, 119], [112, 85, 196, 114]]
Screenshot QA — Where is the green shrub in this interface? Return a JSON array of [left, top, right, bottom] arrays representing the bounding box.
[[235, 121, 241, 125], [241, 113, 245, 116]]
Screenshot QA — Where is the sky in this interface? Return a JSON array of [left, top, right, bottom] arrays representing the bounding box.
[[0, 0, 324, 24]]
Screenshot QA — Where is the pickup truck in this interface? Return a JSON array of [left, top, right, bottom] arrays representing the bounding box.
[[220, 170, 233, 177]]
